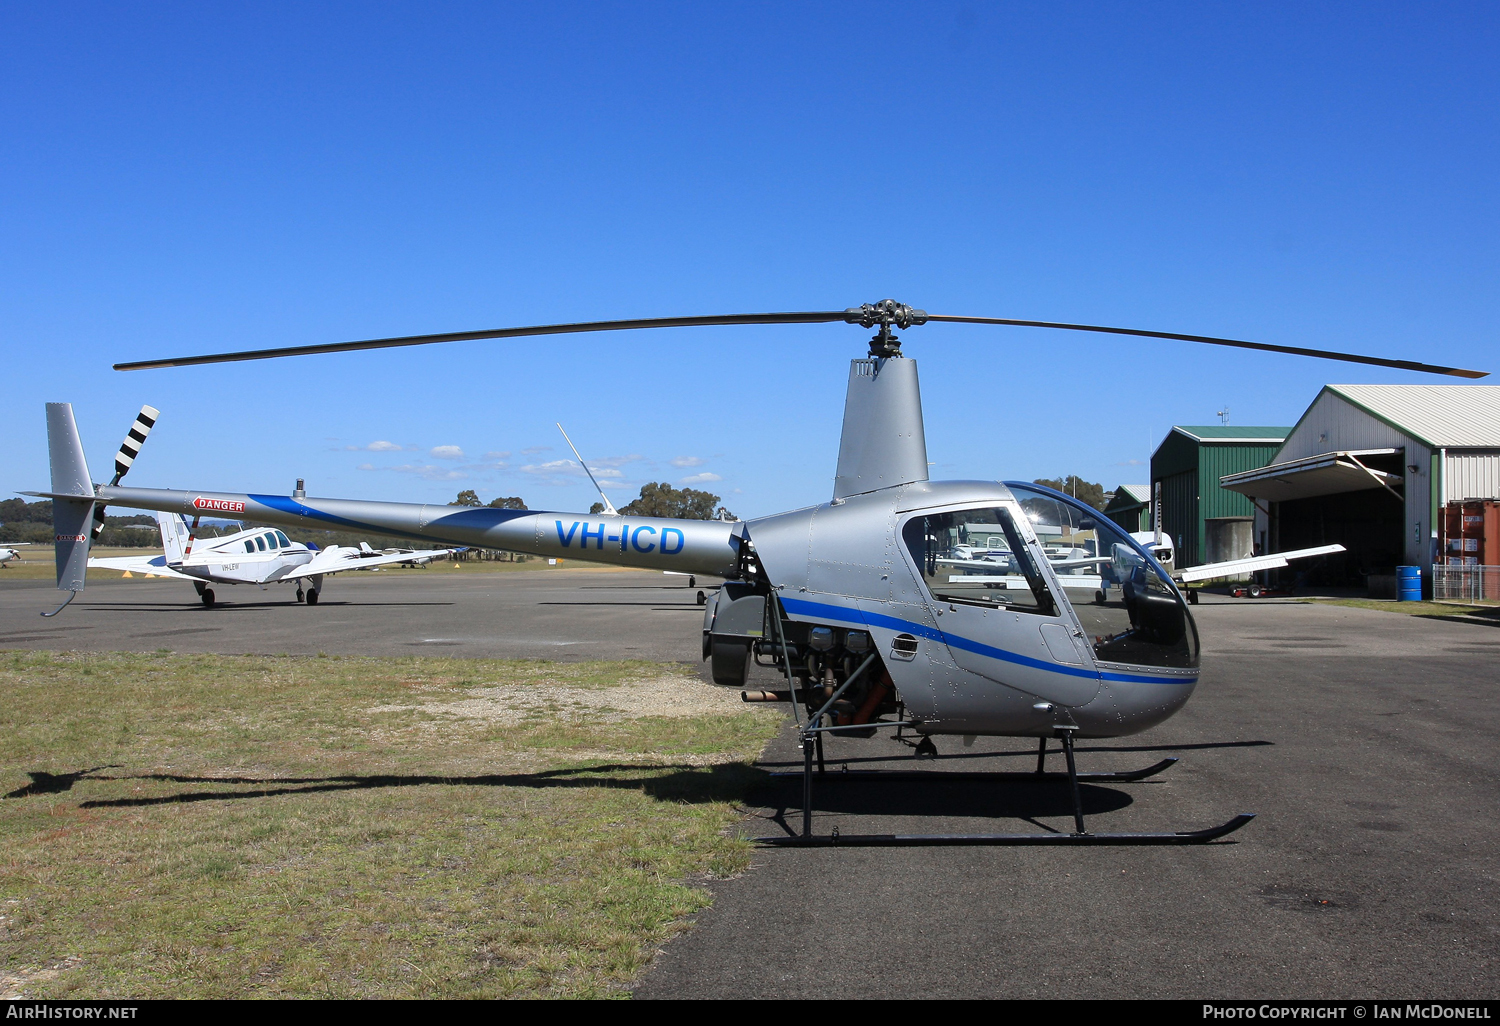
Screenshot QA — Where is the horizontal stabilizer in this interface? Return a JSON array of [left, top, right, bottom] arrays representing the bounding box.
[[88, 555, 197, 581]]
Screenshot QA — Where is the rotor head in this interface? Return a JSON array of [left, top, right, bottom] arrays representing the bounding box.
[[844, 300, 929, 357]]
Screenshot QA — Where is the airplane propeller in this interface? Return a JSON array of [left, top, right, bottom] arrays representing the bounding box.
[[113, 301, 1486, 378]]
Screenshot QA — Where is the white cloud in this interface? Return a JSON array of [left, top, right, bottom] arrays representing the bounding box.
[[670, 456, 706, 468], [521, 455, 638, 479], [588, 454, 643, 469], [1114, 458, 1146, 466], [366, 440, 404, 452], [522, 459, 581, 476], [430, 445, 465, 460], [484, 450, 512, 460], [360, 463, 467, 481], [521, 445, 552, 456], [680, 472, 722, 485]]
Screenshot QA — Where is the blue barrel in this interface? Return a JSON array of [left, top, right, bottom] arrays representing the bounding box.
[[1396, 565, 1422, 602]]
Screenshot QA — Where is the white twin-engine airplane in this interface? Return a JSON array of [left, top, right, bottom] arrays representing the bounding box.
[[88, 509, 455, 607]]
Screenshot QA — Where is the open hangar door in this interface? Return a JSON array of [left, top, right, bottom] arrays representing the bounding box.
[[1222, 448, 1407, 588]]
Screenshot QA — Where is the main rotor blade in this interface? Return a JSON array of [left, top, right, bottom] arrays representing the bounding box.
[[925, 314, 1487, 378], [114, 311, 850, 371]]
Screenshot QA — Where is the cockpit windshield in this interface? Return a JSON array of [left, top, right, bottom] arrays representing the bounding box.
[[1005, 484, 1199, 669]]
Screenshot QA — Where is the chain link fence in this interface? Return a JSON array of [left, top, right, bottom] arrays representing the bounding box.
[[1433, 565, 1500, 602]]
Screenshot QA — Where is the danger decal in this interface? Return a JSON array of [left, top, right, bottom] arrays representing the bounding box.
[[193, 497, 246, 513]]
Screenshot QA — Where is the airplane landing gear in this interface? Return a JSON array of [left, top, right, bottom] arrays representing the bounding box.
[[201, 589, 215, 608], [306, 589, 319, 606], [295, 588, 305, 603]]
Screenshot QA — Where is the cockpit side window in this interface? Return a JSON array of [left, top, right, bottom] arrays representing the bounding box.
[[901, 507, 1058, 616], [266, 533, 279, 549], [275, 531, 291, 547]]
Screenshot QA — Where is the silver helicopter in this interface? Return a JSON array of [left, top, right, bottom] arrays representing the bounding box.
[[33, 300, 1485, 845]]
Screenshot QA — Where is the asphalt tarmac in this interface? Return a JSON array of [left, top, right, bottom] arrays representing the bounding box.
[[0, 568, 713, 663], [3, 572, 1497, 997]]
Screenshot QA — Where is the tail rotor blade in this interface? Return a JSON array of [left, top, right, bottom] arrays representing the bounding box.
[[93, 405, 160, 542], [113, 405, 159, 484]]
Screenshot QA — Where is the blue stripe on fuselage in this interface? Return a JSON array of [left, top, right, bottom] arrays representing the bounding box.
[[249, 495, 533, 536], [779, 595, 1195, 686]]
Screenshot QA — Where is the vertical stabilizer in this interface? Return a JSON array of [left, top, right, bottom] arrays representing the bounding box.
[[158, 512, 190, 565], [44, 403, 96, 593], [833, 358, 929, 500]]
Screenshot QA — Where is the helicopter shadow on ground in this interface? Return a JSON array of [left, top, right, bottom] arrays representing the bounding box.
[[744, 774, 1136, 838], [1, 762, 773, 809]]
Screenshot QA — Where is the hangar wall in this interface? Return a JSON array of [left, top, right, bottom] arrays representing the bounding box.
[[1254, 388, 1433, 572], [1445, 452, 1500, 502], [1151, 426, 1286, 569]]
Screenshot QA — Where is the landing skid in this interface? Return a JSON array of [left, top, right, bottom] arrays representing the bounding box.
[[756, 728, 1254, 848]]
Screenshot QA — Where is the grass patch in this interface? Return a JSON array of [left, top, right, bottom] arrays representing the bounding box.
[[0, 651, 782, 998], [1309, 597, 1500, 622]]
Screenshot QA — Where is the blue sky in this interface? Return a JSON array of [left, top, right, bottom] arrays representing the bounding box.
[[3, 2, 1496, 518]]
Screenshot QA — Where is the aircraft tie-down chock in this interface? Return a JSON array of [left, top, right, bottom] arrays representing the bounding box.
[[33, 299, 1486, 844]]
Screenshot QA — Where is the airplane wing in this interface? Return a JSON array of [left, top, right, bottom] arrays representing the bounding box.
[[1048, 555, 1112, 570], [281, 545, 455, 580], [1176, 544, 1346, 583], [88, 554, 199, 581]]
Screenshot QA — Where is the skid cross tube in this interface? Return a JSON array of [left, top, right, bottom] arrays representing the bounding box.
[[1059, 727, 1086, 835]]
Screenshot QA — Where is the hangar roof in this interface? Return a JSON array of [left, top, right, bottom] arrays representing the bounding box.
[[1327, 385, 1500, 449], [1169, 425, 1288, 444]]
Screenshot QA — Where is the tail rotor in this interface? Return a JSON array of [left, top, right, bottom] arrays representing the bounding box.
[[90, 405, 159, 543]]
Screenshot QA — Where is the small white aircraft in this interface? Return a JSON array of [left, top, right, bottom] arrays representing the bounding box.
[[939, 529, 1343, 605], [355, 541, 458, 567], [0, 542, 31, 567], [88, 511, 454, 607]]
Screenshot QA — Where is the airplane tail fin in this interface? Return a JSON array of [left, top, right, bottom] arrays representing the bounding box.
[[43, 403, 97, 599], [158, 512, 190, 564]]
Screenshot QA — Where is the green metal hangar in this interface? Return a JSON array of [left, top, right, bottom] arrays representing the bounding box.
[[1151, 426, 1289, 570], [1219, 385, 1500, 587]]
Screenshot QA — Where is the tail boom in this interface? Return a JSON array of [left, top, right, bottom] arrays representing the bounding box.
[[96, 485, 742, 577]]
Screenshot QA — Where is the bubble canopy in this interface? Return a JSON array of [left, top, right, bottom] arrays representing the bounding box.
[[1001, 483, 1198, 669]]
